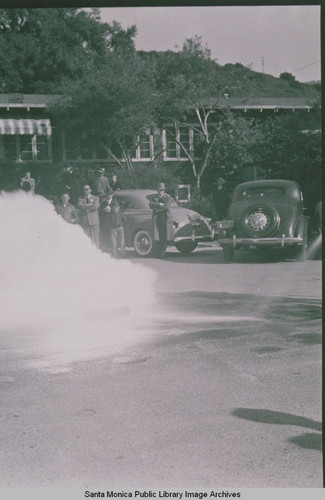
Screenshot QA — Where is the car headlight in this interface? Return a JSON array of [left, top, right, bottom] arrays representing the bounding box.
[[188, 213, 200, 222]]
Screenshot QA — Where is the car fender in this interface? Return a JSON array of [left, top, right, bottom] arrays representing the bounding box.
[[130, 218, 154, 243], [294, 214, 310, 240]]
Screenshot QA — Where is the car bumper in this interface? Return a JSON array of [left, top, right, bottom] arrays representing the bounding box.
[[219, 236, 304, 248], [174, 229, 215, 243]]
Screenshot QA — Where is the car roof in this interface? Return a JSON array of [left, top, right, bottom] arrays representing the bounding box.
[[114, 189, 157, 209], [234, 179, 301, 190], [115, 189, 156, 196], [232, 179, 302, 201]]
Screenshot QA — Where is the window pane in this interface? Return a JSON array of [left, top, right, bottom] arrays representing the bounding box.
[[139, 133, 151, 159], [165, 128, 177, 158], [110, 141, 123, 160], [193, 130, 204, 157], [36, 136, 49, 160], [80, 140, 92, 160], [66, 136, 79, 160], [96, 146, 108, 160], [179, 126, 190, 159], [20, 135, 33, 161], [3, 136, 16, 160]]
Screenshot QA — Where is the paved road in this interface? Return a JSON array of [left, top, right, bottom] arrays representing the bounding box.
[[0, 243, 322, 488], [130, 241, 322, 299]]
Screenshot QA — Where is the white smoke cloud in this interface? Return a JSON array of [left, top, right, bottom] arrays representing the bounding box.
[[0, 191, 157, 370]]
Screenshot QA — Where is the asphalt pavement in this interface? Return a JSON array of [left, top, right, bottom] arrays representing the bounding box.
[[0, 242, 322, 489]]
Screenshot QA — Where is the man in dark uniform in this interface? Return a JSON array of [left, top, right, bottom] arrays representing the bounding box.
[[97, 168, 111, 201], [149, 182, 174, 258], [110, 173, 121, 192], [212, 177, 229, 220]]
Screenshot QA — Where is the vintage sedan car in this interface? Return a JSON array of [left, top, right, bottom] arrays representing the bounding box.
[[112, 189, 214, 257], [216, 180, 311, 262]]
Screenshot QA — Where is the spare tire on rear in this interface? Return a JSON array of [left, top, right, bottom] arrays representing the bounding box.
[[240, 203, 280, 238]]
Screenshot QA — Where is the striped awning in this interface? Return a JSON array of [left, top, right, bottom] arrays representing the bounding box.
[[0, 118, 52, 136]]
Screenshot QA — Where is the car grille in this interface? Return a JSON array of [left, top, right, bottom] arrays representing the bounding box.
[[176, 221, 210, 237]]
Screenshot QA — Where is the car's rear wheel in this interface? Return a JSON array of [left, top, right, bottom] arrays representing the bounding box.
[[240, 204, 280, 238], [133, 230, 155, 257], [223, 246, 235, 262], [175, 241, 197, 254]]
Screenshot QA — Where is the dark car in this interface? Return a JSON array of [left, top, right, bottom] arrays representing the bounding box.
[[216, 180, 311, 262], [112, 189, 214, 257]]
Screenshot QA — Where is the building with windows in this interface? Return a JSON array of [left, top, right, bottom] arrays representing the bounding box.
[[0, 93, 319, 167]]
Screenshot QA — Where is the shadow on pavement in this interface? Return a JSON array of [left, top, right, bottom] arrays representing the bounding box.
[[231, 408, 322, 431], [126, 244, 322, 264], [286, 332, 322, 345], [232, 408, 322, 451], [288, 433, 322, 451]]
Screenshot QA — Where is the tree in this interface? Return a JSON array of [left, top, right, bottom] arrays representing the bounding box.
[[145, 37, 237, 192], [51, 49, 157, 184], [205, 116, 265, 191], [0, 8, 134, 93], [256, 110, 321, 211], [279, 72, 296, 83]]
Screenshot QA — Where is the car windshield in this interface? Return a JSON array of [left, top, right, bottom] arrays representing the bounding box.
[[241, 187, 285, 199], [114, 192, 179, 210], [147, 194, 178, 208], [114, 195, 137, 210]]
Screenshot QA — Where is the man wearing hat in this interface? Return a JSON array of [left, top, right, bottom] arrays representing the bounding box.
[[149, 182, 174, 258], [77, 185, 100, 247], [99, 188, 114, 252], [97, 168, 111, 201], [212, 176, 229, 220]]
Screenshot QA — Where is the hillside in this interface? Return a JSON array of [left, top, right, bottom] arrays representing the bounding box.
[[139, 50, 319, 100], [218, 63, 319, 98]]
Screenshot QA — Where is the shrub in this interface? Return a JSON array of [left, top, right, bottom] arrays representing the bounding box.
[[188, 192, 215, 219]]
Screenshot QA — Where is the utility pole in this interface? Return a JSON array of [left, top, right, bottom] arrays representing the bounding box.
[[261, 56, 265, 74]]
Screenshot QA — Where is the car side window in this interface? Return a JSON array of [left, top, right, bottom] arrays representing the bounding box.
[[114, 196, 135, 210]]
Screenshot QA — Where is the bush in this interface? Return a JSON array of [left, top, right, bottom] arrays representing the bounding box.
[[188, 192, 215, 219], [116, 165, 183, 196]]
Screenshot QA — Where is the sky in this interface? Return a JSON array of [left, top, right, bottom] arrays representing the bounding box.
[[97, 5, 321, 82]]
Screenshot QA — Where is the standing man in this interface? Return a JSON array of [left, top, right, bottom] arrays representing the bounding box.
[[97, 168, 111, 201], [149, 182, 174, 258], [106, 198, 126, 258], [99, 189, 114, 252], [212, 177, 229, 220], [55, 192, 78, 224], [110, 173, 121, 192], [77, 185, 100, 247], [20, 171, 35, 194]]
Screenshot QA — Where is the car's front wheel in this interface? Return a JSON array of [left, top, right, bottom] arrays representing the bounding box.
[[175, 241, 197, 254], [133, 230, 155, 257]]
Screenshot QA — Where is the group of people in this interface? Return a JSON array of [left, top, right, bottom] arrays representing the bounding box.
[[55, 169, 125, 258], [18, 168, 224, 260], [55, 179, 174, 259]]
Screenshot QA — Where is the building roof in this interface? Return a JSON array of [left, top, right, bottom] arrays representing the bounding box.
[[0, 93, 319, 111], [0, 94, 58, 109], [204, 96, 319, 110]]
